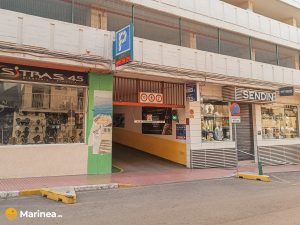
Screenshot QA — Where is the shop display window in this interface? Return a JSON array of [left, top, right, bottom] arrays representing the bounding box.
[[261, 105, 299, 139], [0, 81, 86, 145], [201, 101, 231, 142]]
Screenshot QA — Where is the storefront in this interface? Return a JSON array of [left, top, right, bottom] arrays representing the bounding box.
[[255, 95, 300, 165], [0, 62, 90, 178], [0, 63, 87, 146], [189, 84, 300, 168]]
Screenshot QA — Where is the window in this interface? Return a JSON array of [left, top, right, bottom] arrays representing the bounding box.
[[261, 105, 299, 139], [142, 107, 172, 135], [0, 81, 85, 145], [252, 39, 277, 65], [278, 46, 298, 69], [201, 101, 230, 142], [220, 30, 250, 59]]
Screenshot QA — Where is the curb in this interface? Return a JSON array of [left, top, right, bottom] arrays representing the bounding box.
[[237, 173, 271, 182], [0, 183, 120, 200]]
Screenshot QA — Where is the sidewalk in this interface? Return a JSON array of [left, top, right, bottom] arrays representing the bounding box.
[[1, 164, 300, 192]]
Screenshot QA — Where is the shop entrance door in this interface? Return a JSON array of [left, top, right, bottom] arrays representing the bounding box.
[[236, 103, 254, 161]]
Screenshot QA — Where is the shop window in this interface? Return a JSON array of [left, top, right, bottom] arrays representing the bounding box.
[[201, 101, 231, 142], [142, 107, 172, 135], [0, 81, 86, 145], [261, 105, 299, 139]]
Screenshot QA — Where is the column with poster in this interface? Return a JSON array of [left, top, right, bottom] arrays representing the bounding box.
[[87, 73, 113, 174]]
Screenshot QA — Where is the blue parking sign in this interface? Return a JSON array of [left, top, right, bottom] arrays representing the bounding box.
[[115, 24, 132, 56]]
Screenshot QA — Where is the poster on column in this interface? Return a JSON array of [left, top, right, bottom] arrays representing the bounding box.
[[176, 124, 186, 140], [186, 83, 197, 102], [89, 90, 112, 154]]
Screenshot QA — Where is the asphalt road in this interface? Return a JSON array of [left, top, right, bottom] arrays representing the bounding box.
[[1, 172, 300, 225]]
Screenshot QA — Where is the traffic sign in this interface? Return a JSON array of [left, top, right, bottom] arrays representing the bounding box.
[[230, 103, 240, 116], [231, 116, 241, 124]]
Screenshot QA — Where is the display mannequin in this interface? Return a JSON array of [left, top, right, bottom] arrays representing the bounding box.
[[214, 124, 223, 141]]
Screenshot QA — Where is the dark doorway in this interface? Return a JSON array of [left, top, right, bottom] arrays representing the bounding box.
[[236, 103, 254, 161]]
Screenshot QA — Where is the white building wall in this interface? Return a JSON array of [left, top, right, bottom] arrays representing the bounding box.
[[0, 144, 88, 178]]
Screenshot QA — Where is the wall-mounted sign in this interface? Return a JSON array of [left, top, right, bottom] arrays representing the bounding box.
[[113, 23, 134, 66], [231, 116, 241, 124], [139, 92, 163, 104], [279, 86, 294, 96], [134, 120, 165, 124], [223, 86, 276, 103], [176, 124, 186, 140], [186, 83, 197, 102], [0, 62, 87, 86]]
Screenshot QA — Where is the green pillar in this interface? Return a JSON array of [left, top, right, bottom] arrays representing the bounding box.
[[87, 72, 113, 174]]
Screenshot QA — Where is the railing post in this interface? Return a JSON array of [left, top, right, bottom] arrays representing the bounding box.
[[276, 44, 279, 66], [249, 36, 252, 60], [71, 0, 74, 23], [179, 17, 182, 46], [218, 28, 221, 54]]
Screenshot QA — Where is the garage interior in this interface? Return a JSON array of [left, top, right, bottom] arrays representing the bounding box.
[[112, 75, 187, 172]]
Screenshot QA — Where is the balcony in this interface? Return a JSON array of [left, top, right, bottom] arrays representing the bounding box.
[[131, 37, 300, 89], [129, 0, 300, 49], [0, 9, 113, 70]]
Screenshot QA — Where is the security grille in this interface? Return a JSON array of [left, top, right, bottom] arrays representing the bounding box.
[[191, 148, 237, 168], [259, 145, 300, 165]]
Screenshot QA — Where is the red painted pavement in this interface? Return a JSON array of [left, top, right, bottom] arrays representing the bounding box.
[[1, 165, 300, 192]]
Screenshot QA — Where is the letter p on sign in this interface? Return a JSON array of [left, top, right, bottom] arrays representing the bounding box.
[[118, 31, 127, 51]]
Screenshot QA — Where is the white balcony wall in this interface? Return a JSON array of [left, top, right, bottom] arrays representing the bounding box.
[[0, 9, 113, 60], [129, 0, 300, 50], [134, 37, 300, 86]]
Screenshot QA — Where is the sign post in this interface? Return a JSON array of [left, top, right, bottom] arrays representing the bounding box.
[[230, 103, 240, 172]]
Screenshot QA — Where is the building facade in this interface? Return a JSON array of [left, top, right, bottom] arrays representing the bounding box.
[[1, 0, 300, 178]]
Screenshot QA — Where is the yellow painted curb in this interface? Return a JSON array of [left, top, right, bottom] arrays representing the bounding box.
[[19, 189, 41, 196], [40, 188, 76, 204], [113, 164, 124, 173], [118, 183, 136, 188], [237, 173, 271, 182]]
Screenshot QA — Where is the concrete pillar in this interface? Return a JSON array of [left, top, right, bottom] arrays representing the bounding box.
[[90, 7, 107, 30], [251, 48, 256, 61], [295, 55, 299, 69], [238, 1, 254, 11], [283, 17, 297, 27], [189, 33, 197, 49]]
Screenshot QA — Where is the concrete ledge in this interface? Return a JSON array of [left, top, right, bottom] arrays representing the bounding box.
[[119, 183, 136, 188], [0, 183, 121, 200], [237, 173, 271, 182], [19, 189, 41, 196], [40, 187, 76, 204], [74, 183, 119, 192]]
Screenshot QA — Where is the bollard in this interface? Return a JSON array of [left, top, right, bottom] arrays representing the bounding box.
[[258, 161, 263, 175]]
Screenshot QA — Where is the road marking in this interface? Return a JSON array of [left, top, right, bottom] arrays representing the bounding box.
[[270, 175, 290, 184]]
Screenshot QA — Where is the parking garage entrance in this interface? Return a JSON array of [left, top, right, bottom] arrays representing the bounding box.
[[112, 76, 187, 172]]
